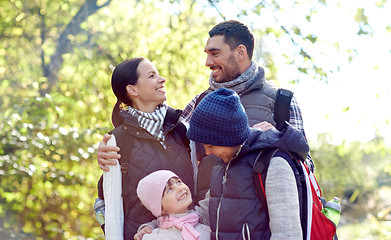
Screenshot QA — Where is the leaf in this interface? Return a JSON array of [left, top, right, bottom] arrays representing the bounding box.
[[305, 34, 318, 43], [354, 8, 369, 24]]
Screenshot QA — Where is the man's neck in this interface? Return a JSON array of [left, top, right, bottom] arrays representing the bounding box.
[[239, 60, 253, 75]]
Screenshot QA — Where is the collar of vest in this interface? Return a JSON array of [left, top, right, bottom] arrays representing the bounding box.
[[162, 107, 182, 134], [118, 106, 182, 136]]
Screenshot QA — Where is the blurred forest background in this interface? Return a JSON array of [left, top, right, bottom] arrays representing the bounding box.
[[1, 0, 391, 239]]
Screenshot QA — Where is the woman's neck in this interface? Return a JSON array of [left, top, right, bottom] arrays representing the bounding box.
[[131, 102, 159, 113]]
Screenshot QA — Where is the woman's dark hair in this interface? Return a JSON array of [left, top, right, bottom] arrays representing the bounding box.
[[111, 57, 145, 127], [111, 57, 146, 106]]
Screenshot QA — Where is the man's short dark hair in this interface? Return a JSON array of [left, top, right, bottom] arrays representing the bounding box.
[[209, 20, 255, 60]]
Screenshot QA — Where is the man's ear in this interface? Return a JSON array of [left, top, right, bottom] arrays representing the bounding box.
[[126, 85, 138, 96], [235, 44, 247, 61]]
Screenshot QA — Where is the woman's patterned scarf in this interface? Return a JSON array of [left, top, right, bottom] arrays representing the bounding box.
[[125, 104, 167, 147]]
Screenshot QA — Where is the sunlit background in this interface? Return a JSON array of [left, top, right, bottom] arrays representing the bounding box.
[[198, 0, 391, 145], [1, 0, 391, 239]]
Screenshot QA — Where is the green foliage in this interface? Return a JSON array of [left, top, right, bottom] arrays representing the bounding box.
[[338, 215, 391, 240], [311, 134, 391, 211], [311, 134, 391, 239], [0, 0, 212, 238], [1, 0, 390, 239], [83, 0, 214, 109], [0, 94, 104, 239], [354, 8, 373, 35]]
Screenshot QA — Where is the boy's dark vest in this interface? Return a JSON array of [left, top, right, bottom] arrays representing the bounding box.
[[208, 147, 295, 239]]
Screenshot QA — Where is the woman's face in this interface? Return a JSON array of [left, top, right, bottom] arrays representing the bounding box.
[[161, 178, 192, 215], [130, 60, 167, 112]]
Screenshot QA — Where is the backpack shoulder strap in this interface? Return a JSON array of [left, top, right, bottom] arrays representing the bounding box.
[[274, 88, 293, 130], [253, 148, 280, 211], [97, 125, 134, 200], [110, 126, 134, 195], [166, 107, 190, 153], [175, 122, 190, 153], [195, 89, 211, 108], [253, 148, 306, 224]]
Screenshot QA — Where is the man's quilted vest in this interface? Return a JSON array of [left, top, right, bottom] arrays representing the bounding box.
[[239, 73, 278, 127]]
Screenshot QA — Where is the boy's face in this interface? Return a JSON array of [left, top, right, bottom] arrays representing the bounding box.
[[203, 144, 241, 163], [161, 178, 192, 215]]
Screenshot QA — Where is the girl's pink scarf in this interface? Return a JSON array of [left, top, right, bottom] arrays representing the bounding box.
[[158, 212, 200, 240]]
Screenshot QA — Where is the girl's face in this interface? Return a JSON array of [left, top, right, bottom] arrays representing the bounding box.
[[129, 59, 167, 112], [161, 177, 192, 215]]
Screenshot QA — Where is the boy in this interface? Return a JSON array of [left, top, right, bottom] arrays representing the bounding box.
[[186, 88, 309, 239]]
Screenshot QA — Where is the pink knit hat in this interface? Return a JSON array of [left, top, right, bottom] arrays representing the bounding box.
[[137, 170, 178, 217]]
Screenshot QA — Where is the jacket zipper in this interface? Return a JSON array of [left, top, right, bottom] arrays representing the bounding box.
[[215, 160, 232, 240], [242, 222, 251, 239]]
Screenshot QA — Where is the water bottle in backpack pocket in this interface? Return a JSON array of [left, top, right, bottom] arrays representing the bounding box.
[[321, 197, 341, 226]]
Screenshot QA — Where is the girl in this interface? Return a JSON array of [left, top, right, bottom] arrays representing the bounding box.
[[136, 170, 210, 240]]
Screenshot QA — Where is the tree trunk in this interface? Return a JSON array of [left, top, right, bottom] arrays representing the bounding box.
[[40, 0, 112, 96]]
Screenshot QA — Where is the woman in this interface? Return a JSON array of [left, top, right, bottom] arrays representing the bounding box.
[[98, 57, 195, 240]]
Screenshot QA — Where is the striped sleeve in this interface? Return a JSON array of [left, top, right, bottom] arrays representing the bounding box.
[[289, 96, 315, 172], [180, 95, 200, 123]]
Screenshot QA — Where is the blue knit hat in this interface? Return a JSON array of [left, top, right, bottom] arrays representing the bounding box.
[[186, 88, 251, 147]]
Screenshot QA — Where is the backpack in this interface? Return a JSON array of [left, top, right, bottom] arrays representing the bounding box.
[[253, 148, 337, 240], [274, 88, 293, 130]]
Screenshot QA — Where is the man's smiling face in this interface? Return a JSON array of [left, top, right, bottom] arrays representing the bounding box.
[[204, 35, 241, 83]]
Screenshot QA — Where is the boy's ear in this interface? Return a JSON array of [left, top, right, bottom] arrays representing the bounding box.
[[126, 85, 138, 96]]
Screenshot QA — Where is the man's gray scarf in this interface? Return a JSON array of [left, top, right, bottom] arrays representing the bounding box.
[[208, 61, 259, 95], [125, 104, 167, 147]]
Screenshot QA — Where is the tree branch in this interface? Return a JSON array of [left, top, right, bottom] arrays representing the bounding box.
[[40, 0, 112, 96], [207, 0, 226, 20], [39, 9, 49, 80]]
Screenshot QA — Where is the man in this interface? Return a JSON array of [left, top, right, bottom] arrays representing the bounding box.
[[181, 19, 313, 167], [186, 88, 308, 239], [98, 20, 313, 172]]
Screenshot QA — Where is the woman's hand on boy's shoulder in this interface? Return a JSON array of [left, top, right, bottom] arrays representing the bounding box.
[[252, 121, 275, 132]]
